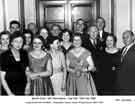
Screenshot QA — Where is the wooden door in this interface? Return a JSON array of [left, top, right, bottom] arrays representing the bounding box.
[[38, 0, 99, 29]]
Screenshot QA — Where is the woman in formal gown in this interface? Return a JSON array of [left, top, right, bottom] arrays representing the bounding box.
[[0, 31, 29, 95], [0, 31, 10, 95], [26, 36, 54, 95], [99, 34, 121, 95], [48, 36, 67, 95], [66, 34, 97, 96], [60, 29, 73, 55]]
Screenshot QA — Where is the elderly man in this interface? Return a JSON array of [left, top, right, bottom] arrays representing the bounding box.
[[117, 30, 135, 95], [84, 25, 103, 95]]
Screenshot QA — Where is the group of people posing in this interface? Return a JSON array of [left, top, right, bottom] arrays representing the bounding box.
[[0, 17, 135, 96]]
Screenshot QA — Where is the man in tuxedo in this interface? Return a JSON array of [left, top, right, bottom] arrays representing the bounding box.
[[84, 25, 102, 95], [96, 17, 110, 49], [74, 18, 89, 47], [117, 30, 135, 95], [85, 25, 102, 55]]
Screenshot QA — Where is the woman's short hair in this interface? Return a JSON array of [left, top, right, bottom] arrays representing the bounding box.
[[72, 33, 82, 41], [0, 31, 10, 44], [23, 29, 33, 45], [0, 31, 10, 39], [10, 31, 24, 44], [48, 36, 61, 45], [105, 34, 117, 46], [32, 35, 46, 50], [59, 29, 73, 41]]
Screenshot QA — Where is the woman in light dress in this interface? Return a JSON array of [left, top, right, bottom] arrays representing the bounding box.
[[26, 36, 54, 95], [66, 34, 97, 95], [48, 36, 67, 95]]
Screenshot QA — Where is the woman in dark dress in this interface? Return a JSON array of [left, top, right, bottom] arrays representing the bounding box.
[[99, 34, 121, 95], [0, 31, 10, 95], [0, 31, 29, 95], [59, 29, 74, 55]]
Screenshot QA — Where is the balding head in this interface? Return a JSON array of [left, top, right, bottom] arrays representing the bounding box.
[[122, 30, 134, 46]]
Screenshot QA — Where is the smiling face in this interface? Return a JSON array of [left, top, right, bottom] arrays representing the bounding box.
[[40, 28, 48, 40], [96, 18, 105, 31], [51, 26, 61, 37], [106, 36, 115, 48], [24, 33, 32, 45], [122, 31, 134, 46], [33, 38, 43, 50], [62, 31, 70, 42], [76, 20, 85, 33], [51, 39, 60, 50], [11, 37, 23, 50], [73, 35, 82, 48], [0, 34, 9, 47], [10, 23, 20, 34], [88, 26, 98, 40]]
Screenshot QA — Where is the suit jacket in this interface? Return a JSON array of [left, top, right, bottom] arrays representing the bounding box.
[[98, 31, 110, 49], [83, 38, 102, 71], [117, 44, 135, 95], [83, 38, 103, 94]]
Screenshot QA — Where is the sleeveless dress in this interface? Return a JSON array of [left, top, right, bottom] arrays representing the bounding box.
[[28, 53, 54, 95], [66, 48, 97, 96], [50, 51, 66, 95]]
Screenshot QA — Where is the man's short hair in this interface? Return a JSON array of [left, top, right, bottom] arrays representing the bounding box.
[[9, 20, 20, 28]]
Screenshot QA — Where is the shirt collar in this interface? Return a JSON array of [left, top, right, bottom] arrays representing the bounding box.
[[125, 42, 134, 52]]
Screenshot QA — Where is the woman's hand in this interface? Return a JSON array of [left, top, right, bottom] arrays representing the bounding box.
[[8, 92, 15, 96], [61, 82, 66, 92], [27, 73, 40, 80], [112, 66, 116, 71], [25, 83, 30, 95], [88, 66, 96, 72], [75, 70, 81, 77]]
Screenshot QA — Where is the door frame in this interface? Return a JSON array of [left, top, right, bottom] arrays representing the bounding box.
[[36, 0, 100, 29]]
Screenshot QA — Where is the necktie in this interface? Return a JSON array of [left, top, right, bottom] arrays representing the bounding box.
[[93, 40, 96, 48], [121, 47, 128, 61]]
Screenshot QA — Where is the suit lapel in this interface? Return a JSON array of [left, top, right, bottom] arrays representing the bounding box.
[[122, 44, 135, 62]]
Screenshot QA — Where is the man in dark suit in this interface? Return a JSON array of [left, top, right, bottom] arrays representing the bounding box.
[[74, 18, 89, 47], [96, 17, 110, 49], [84, 25, 102, 57], [117, 30, 135, 95], [9, 20, 21, 34], [84, 25, 102, 95]]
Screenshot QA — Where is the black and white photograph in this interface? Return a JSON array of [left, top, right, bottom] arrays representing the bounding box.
[[0, 0, 135, 105]]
